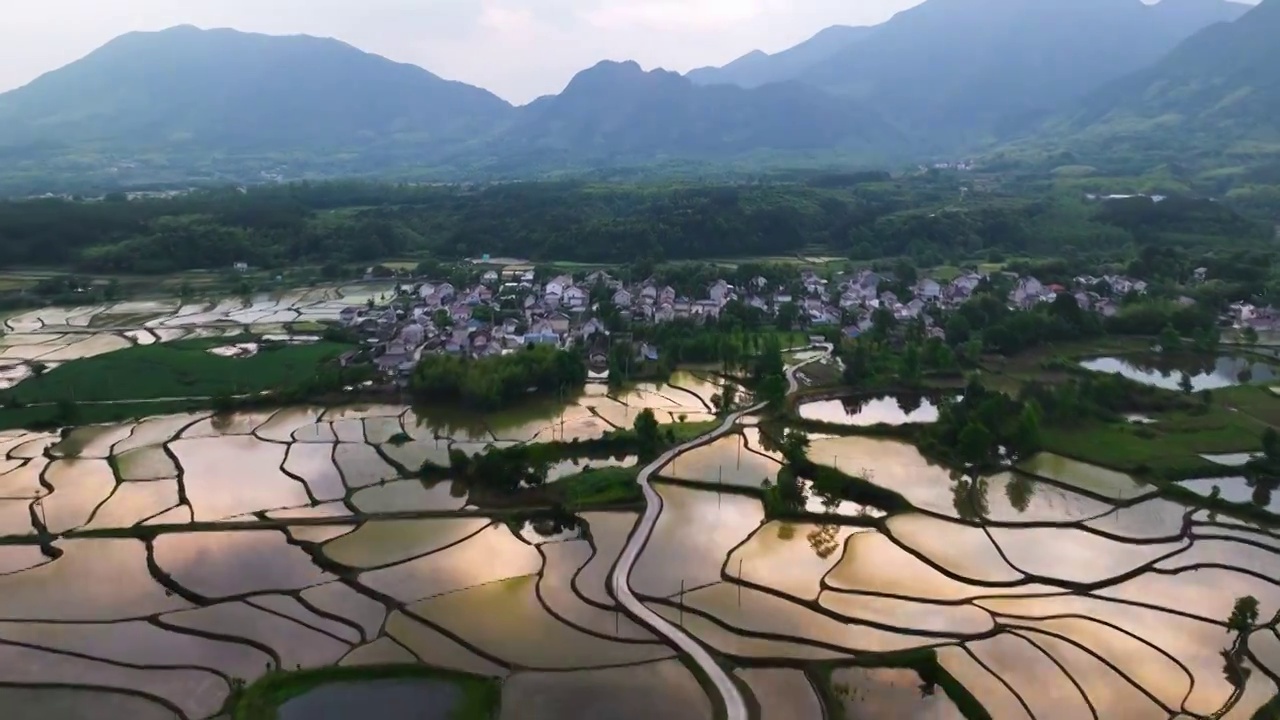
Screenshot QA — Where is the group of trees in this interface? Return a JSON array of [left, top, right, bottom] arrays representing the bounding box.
[[920, 377, 1044, 469], [2, 175, 1271, 276], [752, 334, 789, 407], [410, 345, 586, 410]]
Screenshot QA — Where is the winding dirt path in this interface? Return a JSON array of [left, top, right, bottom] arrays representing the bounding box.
[[609, 344, 831, 720]]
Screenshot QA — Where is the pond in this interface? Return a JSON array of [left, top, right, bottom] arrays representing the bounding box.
[[797, 394, 946, 427], [1080, 354, 1280, 391], [278, 677, 465, 720]]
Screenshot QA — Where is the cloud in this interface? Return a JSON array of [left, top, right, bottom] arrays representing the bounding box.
[[585, 0, 779, 32]]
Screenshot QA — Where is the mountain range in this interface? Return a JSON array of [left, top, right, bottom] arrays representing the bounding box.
[[0, 0, 1273, 190]]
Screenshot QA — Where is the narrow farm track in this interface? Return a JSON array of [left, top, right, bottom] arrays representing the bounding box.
[[609, 344, 832, 720]]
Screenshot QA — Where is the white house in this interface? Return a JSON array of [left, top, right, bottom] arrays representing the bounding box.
[[916, 279, 942, 302], [546, 312, 571, 334], [580, 317, 607, 339], [612, 289, 633, 306], [545, 275, 572, 298], [481, 270, 500, 285], [562, 286, 589, 308]]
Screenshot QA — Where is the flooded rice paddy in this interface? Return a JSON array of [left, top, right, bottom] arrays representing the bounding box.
[[4, 293, 1280, 718], [798, 393, 946, 427], [0, 401, 1277, 719], [0, 284, 399, 389], [1080, 354, 1280, 391]]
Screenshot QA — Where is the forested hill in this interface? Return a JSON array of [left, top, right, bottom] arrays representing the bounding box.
[[0, 26, 511, 155], [1037, 0, 1280, 168], [0, 180, 1268, 274]]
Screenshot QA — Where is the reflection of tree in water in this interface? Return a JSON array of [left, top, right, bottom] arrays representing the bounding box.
[[1005, 473, 1035, 513], [807, 524, 840, 559], [840, 396, 870, 419], [522, 508, 581, 540], [951, 472, 990, 521], [898, 393, 925, 417], [1247, 470, 1280, 509]]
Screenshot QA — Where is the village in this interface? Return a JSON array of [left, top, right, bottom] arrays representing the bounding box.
[[332, 262, 1220, 381]]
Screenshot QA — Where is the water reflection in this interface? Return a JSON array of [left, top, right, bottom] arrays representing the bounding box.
[[1181, 476, 1280, 513], [798, 394, 946, 427], [1080, 354, 1279, 391]]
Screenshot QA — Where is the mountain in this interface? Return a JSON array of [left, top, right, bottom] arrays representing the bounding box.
[[795, 0, 1250, 142], [0, 25, 512, 156], [1036, 0, 1280, 167], [685, 25, 875, 89], [485, 61, 905, 168]]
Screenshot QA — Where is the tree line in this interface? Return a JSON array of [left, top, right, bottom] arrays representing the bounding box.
[[0, 178, 1270, 274]]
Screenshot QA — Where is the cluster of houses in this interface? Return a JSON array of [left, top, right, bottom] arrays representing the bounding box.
[[337, 264, 1171, 379]]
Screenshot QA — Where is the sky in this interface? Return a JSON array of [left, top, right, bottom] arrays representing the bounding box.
[[0, 0, 925, 104]]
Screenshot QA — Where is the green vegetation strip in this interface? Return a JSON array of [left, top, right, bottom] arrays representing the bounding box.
[[0, 398, 211, 432], [1040, 403, 1266, 481], [558, 466, 643, 510], [1, 335, 354, 404], [233, 664, 501, 720]]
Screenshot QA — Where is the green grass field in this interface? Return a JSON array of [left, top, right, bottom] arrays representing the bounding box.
[[1, 335, 353, 405], [1042, 404, 1269, 479], [557, 466, 644, 509]]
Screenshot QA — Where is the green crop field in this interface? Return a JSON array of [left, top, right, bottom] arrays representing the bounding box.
[[0, 335, 353, 405]]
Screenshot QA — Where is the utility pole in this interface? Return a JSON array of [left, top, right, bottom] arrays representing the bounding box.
[[679, 579, 685, 628]]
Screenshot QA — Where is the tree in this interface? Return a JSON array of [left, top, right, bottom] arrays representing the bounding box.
[[713, 384, 738, 415], [1012, 401, 1043, 459], [1179, 372, 1195, 395], [901, 343, 922, 387], [634, 409, 662, 460], [759, 374, 788, 408], [1264, 428, 1280, 463], [1227, 596, 1260, 636], [776, 302, 802, 331], [780, 430, 811, 466], [1242, 326, 1259, 344], [870, 307, 896, 341], [844, 341, 872, 387], [957, 422, 994, 467], [1158, 324, 1181, 354]]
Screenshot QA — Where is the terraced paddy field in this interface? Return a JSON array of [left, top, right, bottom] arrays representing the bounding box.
[[1, 397, 1279, 719], [5, 295, 1280, 718]]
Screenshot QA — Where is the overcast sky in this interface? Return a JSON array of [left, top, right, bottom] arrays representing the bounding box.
[[0, 0, 925, 104]]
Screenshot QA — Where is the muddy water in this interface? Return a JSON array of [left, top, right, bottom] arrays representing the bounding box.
[[661, 434, 780, 489], [171, 436, 309, 520], [631, 483, 763, 598]]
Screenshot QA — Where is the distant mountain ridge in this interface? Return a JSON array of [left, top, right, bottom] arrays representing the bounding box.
[[0, 0, 1268, 190], [1029, 0, 1280, 165], [684, 0, 1250, 142], [0, 25, 512, 154], [0, 26, 906, 181], [487, 60, 903, 168], [685, 25, 876, 89]]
